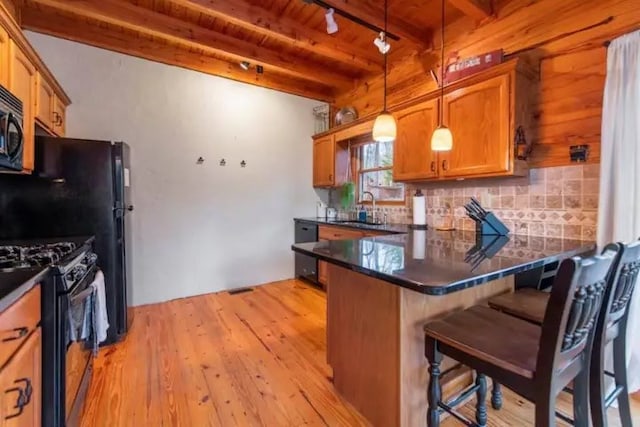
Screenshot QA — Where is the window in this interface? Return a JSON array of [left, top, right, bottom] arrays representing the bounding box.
[[356, 140, 405, 203]]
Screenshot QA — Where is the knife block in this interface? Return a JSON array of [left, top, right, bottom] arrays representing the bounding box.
[[473, 212, 510, 236]]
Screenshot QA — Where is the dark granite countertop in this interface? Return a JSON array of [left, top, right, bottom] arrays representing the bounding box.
[[0, 267, 49, 312], [294, 217, 410, 234], [0, 236, 95, 312], [291, 230, 596, 295]]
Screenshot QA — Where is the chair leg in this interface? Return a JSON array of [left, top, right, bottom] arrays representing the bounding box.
[[613, 334, 633, 427], [425, 338, 443, 427], [590, 336, 608, 427], [573, 366, 590, 427], [491, 379, 503, 410], [535, 395, 556, 427], [475, 373, 488, 427]]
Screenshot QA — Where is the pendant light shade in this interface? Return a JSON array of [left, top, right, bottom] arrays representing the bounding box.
[[373, 111, 397, 143], [431, 125, 453, 151], [430, 0, 453, 152], [373, 0, 396, 143]]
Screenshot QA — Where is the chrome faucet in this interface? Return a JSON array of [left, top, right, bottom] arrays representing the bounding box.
[[362, 191, 377, 223]]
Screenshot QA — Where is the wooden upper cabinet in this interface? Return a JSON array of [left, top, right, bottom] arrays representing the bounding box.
[[313, 135, 348, 188], [313, 135, 335, 187], [8, 41, 37, 172], [440, 74, 511, 178], [0, 27, 8, 87], [53, 96, 66, 136], [36, 72, 55, 131], [393, 99, 439, 181]]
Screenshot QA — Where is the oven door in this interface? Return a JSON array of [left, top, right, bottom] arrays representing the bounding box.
[[0, 111, 24, 170], [63, 269, 96, 426]]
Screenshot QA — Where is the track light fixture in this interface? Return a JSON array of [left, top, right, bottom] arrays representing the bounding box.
[[374, 32, 390, 54], [325, 8, 339, 34], [239, 61, 250, 71]]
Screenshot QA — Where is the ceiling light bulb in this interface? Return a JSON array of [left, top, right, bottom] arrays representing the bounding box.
[[373, 112, 397, 143], [325, 8, 338, 34], [374, 32, 390, 54], [431, 125, 453, 151], [240, 61, 250, 71]]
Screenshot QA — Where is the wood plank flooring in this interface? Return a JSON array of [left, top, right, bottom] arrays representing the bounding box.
[[80, 279, 640, 427]]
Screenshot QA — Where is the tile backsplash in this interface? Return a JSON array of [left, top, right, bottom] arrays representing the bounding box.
[[331, 164, 600, 241]]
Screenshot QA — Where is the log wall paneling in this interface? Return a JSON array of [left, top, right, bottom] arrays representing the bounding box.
[[333, 0, 640, 168]]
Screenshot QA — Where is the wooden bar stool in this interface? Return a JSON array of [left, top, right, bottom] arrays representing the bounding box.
[[424, 252, 618, 427], [489, 241, 640, 427]]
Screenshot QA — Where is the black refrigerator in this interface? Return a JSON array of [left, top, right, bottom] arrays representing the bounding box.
[[0, 137, 133, 345]]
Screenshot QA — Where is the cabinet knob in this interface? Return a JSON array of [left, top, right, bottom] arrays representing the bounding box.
[[430, 161, 436, 172], [442, 160, 449, 171], [52, 112, 62, 126], [329, 174, 333, 182]]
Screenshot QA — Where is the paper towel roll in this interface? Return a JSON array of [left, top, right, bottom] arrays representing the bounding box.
[[413, 194, 426, 226], [412, 230, 426, 260]]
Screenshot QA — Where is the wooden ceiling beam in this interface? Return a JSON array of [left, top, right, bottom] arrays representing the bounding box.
[[28, 0, 356, 89], [319, 0, 432, 48], [172, 0, 382, 73], [20, 6, 335, 102], [446, 0, 492, 21]]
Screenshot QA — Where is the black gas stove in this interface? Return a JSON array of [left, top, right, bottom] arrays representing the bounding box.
[[0, 242, 78, 271], [0, 236, 97, 427]]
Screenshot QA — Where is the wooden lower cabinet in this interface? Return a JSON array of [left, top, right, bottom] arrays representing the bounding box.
[[318, 260, 328, 286], [0, 328, 41, 427], [8, 41, 37, 172]]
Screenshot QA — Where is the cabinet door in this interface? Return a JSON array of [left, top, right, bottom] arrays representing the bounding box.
[[393, 99, 439, 181], [36, 73, 55, 131], [0, 329, 41, 427], [0, 28, 8, 87], [313, 136, 335, 187], [53, 96, 66, 136], [9, 42, 37, 172], [440, 75, 510, 178]]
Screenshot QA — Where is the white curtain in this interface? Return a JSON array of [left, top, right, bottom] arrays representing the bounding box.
[[597, 30, 640, 394]]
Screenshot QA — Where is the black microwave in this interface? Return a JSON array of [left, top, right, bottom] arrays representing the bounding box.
[[0, 84, 24, 171]]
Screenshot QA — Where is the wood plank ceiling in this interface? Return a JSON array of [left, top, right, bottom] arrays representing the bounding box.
[[15, 0, 483, 101]]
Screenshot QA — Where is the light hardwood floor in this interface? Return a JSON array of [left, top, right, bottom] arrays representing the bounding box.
[[81, 280, 640, 427]]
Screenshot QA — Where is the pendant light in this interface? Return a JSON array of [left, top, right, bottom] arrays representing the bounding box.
[[431, 0, 453, 152], [372, 0, 397, 143]]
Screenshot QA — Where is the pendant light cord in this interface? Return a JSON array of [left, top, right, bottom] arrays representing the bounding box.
[[383, 0, 388, 112], [440, 0, 445, 124]]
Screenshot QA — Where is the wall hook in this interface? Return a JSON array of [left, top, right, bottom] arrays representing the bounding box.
[[219, 159, 226, 166], [240, 160, 247, 168]]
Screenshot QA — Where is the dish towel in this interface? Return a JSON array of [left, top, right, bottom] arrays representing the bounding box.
[[90, 270, 110, 345]]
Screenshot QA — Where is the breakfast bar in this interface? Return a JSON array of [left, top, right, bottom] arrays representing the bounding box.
[[292, 230, 595, 427]]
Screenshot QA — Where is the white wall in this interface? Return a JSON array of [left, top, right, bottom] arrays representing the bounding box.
[[27, 32, 328, 306]]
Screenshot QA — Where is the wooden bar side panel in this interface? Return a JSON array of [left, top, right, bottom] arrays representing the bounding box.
[[326, 264, 400, 427]]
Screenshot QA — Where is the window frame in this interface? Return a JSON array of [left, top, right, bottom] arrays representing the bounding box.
[[350, 136, 406, 206]]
